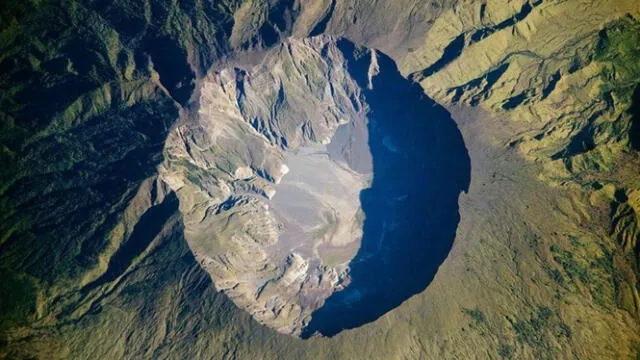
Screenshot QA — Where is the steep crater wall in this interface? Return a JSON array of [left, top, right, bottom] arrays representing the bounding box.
[[160, 36, 470, 337]]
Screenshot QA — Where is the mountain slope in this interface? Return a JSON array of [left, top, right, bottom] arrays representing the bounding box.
[[1, 0, 639, 359]]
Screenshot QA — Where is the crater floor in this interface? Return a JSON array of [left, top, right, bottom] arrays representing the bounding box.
[[160, 36, 469, 336]]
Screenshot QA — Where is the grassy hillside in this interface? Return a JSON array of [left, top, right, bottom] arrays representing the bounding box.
[[1, 0, 639, 359]]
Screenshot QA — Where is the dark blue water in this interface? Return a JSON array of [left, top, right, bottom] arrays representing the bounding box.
[[302, 41, 471, 338]]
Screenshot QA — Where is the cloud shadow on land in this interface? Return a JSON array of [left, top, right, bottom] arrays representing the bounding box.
[[302, 40, 471, 338]]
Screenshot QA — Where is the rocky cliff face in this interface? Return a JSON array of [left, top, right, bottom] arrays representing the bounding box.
[[159, 36, 468, 336], [161, 36, 370, 334], [1, 0, 640, 359]]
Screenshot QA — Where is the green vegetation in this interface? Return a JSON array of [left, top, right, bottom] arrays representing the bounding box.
[[0, 270, 36, 328], [0, 1, 639, 359], [462, 308, 486, 324], [550, 241, 617, 308], [549, 268, 565, 285], [510, 306, 571, 358], [497, 344, 514, 359], [512, 307, 553, 346], [0, 0, 243, 285], [596, 16, 640, 92], [550, 244, 591, 283], [552, 16, 640, 172]]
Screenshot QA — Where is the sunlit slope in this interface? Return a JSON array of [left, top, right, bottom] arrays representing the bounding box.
[[1, 0, 639, 359]]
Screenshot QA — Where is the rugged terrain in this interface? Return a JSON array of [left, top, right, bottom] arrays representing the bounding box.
[[1, 0, 640, 359], [159, 36, 469, 335], [161, 37, 372, 334]]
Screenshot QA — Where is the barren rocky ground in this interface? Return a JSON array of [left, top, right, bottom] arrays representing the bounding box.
[[1, 0, 639, 359]]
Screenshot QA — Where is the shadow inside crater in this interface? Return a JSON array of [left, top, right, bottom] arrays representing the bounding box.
[[302, 41, 471, 338]]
